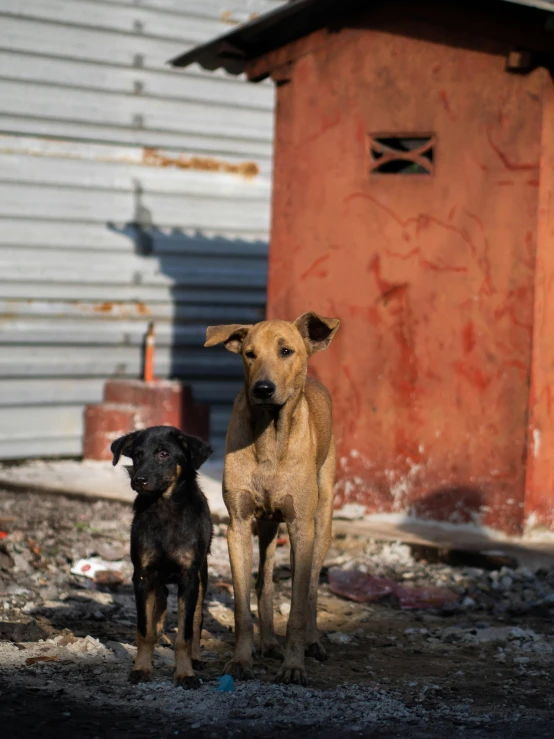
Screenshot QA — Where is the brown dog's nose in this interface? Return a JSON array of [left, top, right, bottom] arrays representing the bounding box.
[[252, 380, 275, 400]]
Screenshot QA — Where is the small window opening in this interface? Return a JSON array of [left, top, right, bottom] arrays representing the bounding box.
[[369, 135, 435, 175]]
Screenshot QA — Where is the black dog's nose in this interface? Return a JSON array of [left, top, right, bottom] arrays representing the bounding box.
[[252, 380, 276, 400], [134, 476, 148, 489]]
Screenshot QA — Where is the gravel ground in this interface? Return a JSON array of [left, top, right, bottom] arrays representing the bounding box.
[[1, 487, 554, 738]]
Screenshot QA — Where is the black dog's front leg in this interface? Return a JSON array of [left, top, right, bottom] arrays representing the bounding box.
[[192, 558, 208, 668], [129, 570, 167, 684], [174, 568, 201, 689]]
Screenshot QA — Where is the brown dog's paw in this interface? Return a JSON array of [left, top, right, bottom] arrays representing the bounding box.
[[275, 665, 308, 687], [260, 642, 284, 660], [305, 641, 328, 661], [174, 674, 201, 690], [128, 669, 152, 685], [223, 659, 254, 681], [192, 659, 204, 670]]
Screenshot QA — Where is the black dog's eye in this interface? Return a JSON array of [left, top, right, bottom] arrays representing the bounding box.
[[280, 347, 294, 358], [157, 450, 169, 460], [245, 350, 256, 360]]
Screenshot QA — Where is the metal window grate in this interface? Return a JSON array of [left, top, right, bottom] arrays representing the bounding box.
[[369, 135, 435, 175]]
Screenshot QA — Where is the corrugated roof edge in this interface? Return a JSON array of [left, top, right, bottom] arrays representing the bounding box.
[[168, 0, 345, 75], [168, 0, 554, 77]]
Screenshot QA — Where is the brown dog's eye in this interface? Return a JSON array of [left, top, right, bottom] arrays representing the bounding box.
[[245, 351, 256, 360], [280, 347, 294, 358]]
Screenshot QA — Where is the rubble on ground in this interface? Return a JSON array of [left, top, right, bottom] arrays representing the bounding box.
[[1, 487, 554, 738]]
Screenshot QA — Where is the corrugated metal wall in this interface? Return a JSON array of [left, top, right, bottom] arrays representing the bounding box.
[[0, 0, 281, 459]]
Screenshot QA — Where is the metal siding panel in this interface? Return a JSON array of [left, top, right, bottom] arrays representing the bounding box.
[[0, 149, 272, 197], [0, 80, 273, 143], [95, 0, 282, 19], [0, 16, 214, 74], [0, 184, 270, 231], [0, 51, 275, 111], [0, 220, 268, 253], [0, 436, 84, 460], [0, 115, 274, 157], [0, 281, 266, 302], [0, 346, 244, 378], [0, 0, 278, 459], [2, 1, 231, 44]]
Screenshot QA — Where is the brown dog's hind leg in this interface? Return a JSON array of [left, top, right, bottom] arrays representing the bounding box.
[[129, 573, 167, 684], [191, 559, 207, 669], [224, 517, 255, 679], [174, 569, 201, 690], [306, 441, 336, 662], [256, 521, 283, 660]]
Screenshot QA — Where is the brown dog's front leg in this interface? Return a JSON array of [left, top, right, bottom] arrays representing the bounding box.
[[129, 572, 166, 684], [256, 520, 283, 659], [174, 569, 201, 690], [224, 516, 255, 680], [276, 517, 315, 686]]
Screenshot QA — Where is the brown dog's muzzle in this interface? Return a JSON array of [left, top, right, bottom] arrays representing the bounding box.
[[251, 380, 276, 404]]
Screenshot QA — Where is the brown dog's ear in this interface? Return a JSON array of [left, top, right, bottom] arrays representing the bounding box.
[[173, 431, 213, 471], [204, 324, 251, 354], [110, 431, 141, 466], [294, 312, 340, 355]]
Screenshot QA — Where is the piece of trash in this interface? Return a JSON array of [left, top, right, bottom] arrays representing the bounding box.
[[70, 557, 124, 580], [25, 655, 59, 665], [279, 602, 291, 615], [327, 631, 352, 645], [0, 532, 8, 540], [328, 570, 397, 603], [27, 537, 41, 557], [276, 537, 288, 547], [215, 675, 234, 692], [328, 569, 458, 609], [333, 503, 366, 521], [93, 570, 126, 587], [395, 584, 459, 610]]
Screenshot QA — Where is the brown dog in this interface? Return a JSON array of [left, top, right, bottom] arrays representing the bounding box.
[[204, 312, 340, 686]]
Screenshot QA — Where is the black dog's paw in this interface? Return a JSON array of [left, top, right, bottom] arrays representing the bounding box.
[[174, 674, 201, 690], [305, 641, 328, 662], [192, 659, 205, 670], [128, 669, 152, 685]]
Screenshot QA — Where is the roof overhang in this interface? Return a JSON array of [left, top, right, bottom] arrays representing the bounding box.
[[168, 0, 554, 78]]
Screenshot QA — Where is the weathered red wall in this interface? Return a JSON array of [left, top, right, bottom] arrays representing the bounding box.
[[267, 25, 546, 533], [525, 78, 554, 530]]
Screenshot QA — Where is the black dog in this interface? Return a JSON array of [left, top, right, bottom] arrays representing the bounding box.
[[110, 426, 213, 689]]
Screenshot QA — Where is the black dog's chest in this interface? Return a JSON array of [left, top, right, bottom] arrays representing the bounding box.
[[131, 504, 201, 581]]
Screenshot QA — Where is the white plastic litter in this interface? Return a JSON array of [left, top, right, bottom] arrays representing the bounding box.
[[70, 557, 124, 579]]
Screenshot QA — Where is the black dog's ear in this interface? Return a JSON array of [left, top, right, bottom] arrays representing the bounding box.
[[110, 431, 141, 466], [173, 432, 213, 471]]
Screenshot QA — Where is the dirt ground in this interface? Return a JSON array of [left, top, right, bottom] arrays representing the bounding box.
[[1, 487, 553, 738]]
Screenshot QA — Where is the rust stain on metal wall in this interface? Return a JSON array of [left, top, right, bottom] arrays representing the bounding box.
[[220, 9, 259, 24], [0, 136, 260, 179], [142, 148, 259, 178], [89, 301, 151, 317]]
